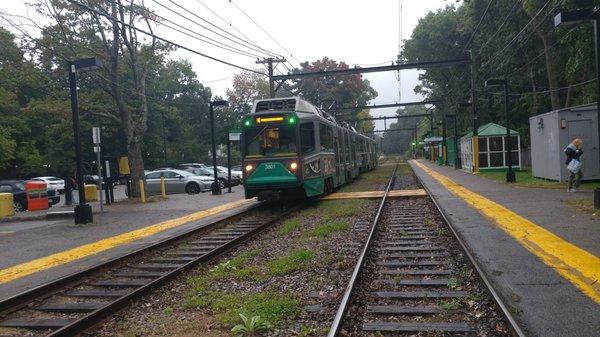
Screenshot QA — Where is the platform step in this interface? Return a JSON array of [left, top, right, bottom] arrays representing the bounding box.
[[0, 318, 74, 329], [363, 321, 471, 332], [67, 290, 128, 298], [90, 279, 148, 287], [36, 302, 104, 313], [367, 305, 443, 315], [376, 291, 469, 299]]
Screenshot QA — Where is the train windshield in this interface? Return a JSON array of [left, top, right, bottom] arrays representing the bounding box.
[[244, 126, 297, 156]]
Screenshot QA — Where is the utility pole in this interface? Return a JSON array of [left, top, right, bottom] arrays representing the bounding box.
[[470, 50, 480, 173], [256, 57, 287, 98]]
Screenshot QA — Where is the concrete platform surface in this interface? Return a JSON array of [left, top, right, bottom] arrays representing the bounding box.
[[409, 160, 599, 337], [0, 186, 256, 299]]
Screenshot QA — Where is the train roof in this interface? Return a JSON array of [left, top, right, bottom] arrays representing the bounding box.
[[251, 97, 375, 141]]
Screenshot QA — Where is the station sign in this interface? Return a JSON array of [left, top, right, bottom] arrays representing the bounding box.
[[229, 129, 241, 141]]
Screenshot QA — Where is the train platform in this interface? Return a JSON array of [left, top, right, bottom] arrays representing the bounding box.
[[409, 159, 600, 337], [0, 186, 257, 300]]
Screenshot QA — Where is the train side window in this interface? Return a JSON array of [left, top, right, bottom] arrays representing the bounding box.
[[319, 123, 333, 152], [300, 122, 315, 154]]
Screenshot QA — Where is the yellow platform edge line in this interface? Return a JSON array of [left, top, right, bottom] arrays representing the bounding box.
[[412, 160, 600, 303], [0, 198, 255, 284]]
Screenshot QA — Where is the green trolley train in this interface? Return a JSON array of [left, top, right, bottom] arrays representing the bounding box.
[[241, 97, 378, 200]]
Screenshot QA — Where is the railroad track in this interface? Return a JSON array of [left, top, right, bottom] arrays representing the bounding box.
[[0, 202, 297, 337], [327, 162, 525, 336]]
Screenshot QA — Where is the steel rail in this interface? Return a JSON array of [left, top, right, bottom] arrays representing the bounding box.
[[0, 201, 261, 315], [326, 162, 398, 337], [45, 204, 301, 337], [409, 160, 526, 337]]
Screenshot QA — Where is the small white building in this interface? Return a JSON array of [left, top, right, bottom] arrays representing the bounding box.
[[460, 123, 521, 172]]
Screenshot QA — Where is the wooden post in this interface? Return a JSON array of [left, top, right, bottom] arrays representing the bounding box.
[[139, 179, 146, 203]]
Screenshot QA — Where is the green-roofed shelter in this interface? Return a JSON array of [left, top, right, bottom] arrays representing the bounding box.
[[460, 122, 521, 171]]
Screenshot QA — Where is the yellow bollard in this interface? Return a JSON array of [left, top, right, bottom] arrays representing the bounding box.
[[84, 184, 98, 202], [160, 176, 167, 198], [139, 179, 146, 203], [0, 193, 15, 218]]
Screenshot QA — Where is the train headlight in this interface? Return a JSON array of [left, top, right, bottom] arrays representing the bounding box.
[[245, 164, 254, 172], [289, 162, 298, 171]]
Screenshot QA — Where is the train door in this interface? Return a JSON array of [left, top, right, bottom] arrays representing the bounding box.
[[333, 128, 341, 185]]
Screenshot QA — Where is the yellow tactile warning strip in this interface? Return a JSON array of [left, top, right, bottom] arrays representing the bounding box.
[[321, 189, 427, 200], [0, 198, 256, 284], [412, 160, 600, 304]]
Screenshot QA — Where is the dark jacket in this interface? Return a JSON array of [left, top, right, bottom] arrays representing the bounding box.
[[565, 144, 583, 165]]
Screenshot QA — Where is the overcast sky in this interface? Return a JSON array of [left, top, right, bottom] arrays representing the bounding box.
[[1, 0, 454, 130]]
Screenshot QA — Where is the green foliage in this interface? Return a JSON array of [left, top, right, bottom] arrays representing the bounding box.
[[278, 219, 301, 236], [267, 249, 314, 275], [186, 291, 300, 327], [439, 299, 462, 311], [448, 278, 462, 289], [304, 220, 348, 238], [231, 314, 272, 336], [162, 307, 173, 315], [480, 170, 600, 190]]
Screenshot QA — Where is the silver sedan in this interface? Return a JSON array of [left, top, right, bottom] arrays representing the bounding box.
[[145, 169, 214, 195]]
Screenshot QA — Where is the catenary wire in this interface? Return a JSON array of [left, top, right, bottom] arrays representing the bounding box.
[[461, 0, 496, 54], [64, 0, 266, 75]]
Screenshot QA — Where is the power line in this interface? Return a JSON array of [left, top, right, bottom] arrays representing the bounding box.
[[483, 78, 595, 97], [142, 5, 264, 58], [64, 0, 266, 75], [461, 0, 496, 54], [194, 0, 283, 59], [150, 0, 270, 58], [229, 0, 301, 69], [478, 0, 523, 53]]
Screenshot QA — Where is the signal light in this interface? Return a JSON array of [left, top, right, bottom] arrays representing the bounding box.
[[289, 162, 298, 170], [288, 116, 296, 124], [245, 164, 254, 172], [244, 119, 251, 127]]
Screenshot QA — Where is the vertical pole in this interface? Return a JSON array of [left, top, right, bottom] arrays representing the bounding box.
[[160, 176, 166, 198], [210, 103, 221, 195], [593, 20, 600, 208], [453, 115, 460, 169], [227, 135, 232, 193], [470, 50, 480, 173], [429, 114, 434, 161], [505, 81, 516, 183], [95, 146, 103, 212], [139, 179, 146, 203], [68, 62, 93, 224], [442, 103, 448, 166], [161, 110, 167, 166], [268, 58, 275, 98]]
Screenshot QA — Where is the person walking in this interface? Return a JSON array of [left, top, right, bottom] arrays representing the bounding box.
[[564, 138, 583, 192]]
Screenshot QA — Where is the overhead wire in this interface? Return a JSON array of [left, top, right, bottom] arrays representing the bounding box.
[[229, 0, 301, 70], [149, 0, 271, 58], [64, 0, 266, 75], [461, 0, 496, 54], [193, 0, 284, 59], [477, 0, 523, 53]]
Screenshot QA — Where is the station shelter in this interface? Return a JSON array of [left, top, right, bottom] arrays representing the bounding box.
[[460, 123, 521, 172], [423, 136, 444, 165], [446, 136, 459, 168]]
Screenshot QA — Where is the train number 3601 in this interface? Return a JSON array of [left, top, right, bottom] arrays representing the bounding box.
[[265, 163, 276, 170]]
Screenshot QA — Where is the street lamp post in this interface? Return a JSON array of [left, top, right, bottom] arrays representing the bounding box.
[[555, 8, 600, 208], [209, 99, 229, 195], [68, 57, 102, 224], [485, 78, 516, 183]]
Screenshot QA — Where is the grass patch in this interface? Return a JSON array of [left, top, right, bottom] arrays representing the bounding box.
[[339, 164, 397, 192], [479, 170, 600, 190], [439, 299, 462, 310], [278, 219, 301, 236], [304, 219, 348, 238], [233, 265, 265, 281], [564, 199, 598, 215], [186, 291, 301, 327], [267, 249, 314, 275]]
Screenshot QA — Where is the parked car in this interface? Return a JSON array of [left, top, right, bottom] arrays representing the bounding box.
[[83, 175, 119, 188], [182, 167, 239, 187], [30, 176, 65, 194], [217, 166, 243, 182], [145, 169, 214, 194], [179, 163, 206, 169], [231, 165, 242, 172], [0, 180, 59, 212]]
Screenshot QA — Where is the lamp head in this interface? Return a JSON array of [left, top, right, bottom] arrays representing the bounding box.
[[210, 100, 229, 107]]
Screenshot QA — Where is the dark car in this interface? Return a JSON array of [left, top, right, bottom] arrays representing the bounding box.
[[0, 180, 28, 212], [0, 180, 60, 212]]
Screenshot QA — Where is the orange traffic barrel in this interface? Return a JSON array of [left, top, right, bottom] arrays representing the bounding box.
[[25, 181, 49, 211]]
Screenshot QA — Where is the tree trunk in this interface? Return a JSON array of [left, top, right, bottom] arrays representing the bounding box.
[[528, 59, 539, 114], [540, 33, 561, 110]]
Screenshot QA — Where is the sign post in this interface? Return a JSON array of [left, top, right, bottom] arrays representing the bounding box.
[[92, 127, 104, 212], [227, 129, 241, 193]]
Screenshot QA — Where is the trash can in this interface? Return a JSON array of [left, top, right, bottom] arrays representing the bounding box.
[[25, 181, 49, 211], [84, 184, 98, 202], [0, 193, 14, 218]]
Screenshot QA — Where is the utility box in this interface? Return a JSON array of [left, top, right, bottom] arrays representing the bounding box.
[[529, 103, 599, 181]]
